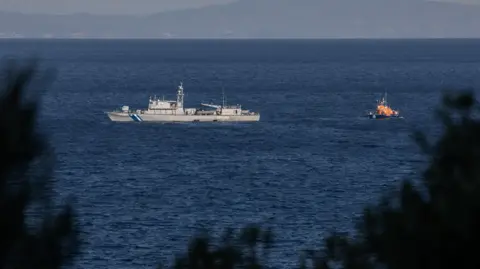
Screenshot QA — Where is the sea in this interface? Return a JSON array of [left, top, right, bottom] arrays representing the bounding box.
[[0, 39, 479, 269]]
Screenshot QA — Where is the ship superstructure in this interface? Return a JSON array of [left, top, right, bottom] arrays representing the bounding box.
[[366, 92, 401, 119]]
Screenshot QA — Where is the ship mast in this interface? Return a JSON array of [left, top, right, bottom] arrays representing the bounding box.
[[222, 87, 226, 108], [176, 82, 184, 108]]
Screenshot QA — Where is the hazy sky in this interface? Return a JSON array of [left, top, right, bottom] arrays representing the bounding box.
[[0, 0, 478, 15], [0, 0, 236, 15]]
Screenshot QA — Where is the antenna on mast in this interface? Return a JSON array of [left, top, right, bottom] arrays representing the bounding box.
[[222, 86, 226, 108]]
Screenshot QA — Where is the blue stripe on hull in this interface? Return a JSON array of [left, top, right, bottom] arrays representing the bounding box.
[[129, 114, 143, 122], [129, 114, 138, 122]]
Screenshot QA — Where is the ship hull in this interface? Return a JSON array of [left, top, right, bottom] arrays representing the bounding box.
[[367, 114, 402, 119], [106, 112, 260, 122]]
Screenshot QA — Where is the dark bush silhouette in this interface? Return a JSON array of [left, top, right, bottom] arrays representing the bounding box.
[[166, 90, 480, 269], [161, 225, 273, 269], [0, 59, 80, 269]]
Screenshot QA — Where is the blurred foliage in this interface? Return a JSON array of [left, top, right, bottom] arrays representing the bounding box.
[[161, 224, 273, 269], [166, 90, 480, 269], [0, 59, 80, 269]]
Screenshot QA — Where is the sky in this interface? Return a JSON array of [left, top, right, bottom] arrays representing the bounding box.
[[0, 0, 478, 15], [0, 0, 236, 15]]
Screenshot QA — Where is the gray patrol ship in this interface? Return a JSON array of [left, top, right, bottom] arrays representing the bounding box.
[[106, 82, 260, 122]]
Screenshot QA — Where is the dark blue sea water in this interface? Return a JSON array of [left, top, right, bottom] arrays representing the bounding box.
[[1, 39, 480, 269]]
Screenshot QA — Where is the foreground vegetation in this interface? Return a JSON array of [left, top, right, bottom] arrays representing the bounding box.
[[0, 59, 79, 268], [2, 59, 479, 269]]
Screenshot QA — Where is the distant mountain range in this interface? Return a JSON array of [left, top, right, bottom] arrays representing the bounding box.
[[1, 0, 480, 38]]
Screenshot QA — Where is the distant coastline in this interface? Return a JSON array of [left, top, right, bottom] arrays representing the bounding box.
[[1, 0, 480, 39]]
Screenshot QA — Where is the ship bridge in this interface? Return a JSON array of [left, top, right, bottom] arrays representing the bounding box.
[[148, 97, 177, 110]]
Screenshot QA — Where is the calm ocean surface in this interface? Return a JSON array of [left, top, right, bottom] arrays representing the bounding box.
[[1, 39, 480, 268]]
